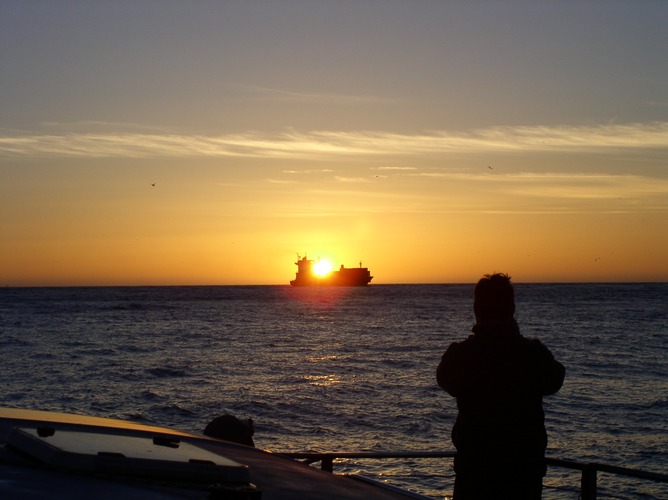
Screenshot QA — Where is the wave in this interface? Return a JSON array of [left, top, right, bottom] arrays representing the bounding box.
[[145, 367, 189, 378]]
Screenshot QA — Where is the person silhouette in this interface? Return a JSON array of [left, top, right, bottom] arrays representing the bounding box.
[[437, 273, 564, 499]]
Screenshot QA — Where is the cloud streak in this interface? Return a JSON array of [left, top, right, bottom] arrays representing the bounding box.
[[274, 171, 668, 216], [2, 122, 667, 159]]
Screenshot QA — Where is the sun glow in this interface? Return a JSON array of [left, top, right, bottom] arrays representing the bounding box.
[[313, 259, 333, 277]]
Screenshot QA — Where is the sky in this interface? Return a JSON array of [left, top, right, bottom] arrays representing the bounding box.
[[1, 1, 667, 286]]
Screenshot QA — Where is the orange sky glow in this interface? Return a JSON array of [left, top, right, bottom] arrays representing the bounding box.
[[1, 2, 667, 286]]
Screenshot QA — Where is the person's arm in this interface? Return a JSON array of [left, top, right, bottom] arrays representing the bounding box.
[[542, 356, 565, 395], [531, 341, 565, 395], [436, 343, 464, 397]]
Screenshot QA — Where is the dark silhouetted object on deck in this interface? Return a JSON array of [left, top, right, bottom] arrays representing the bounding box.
[[436, 273, 565, 500], [204, 414, 255, 447]]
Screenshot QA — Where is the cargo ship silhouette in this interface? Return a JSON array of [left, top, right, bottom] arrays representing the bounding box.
[[290, 255, 373, 286]]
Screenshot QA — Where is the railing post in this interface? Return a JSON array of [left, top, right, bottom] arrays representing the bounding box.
[[581, 463, 597, 500]]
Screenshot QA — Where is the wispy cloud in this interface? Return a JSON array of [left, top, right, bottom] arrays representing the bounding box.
[[377, 166, 417, 171], [502, 173, 668, 200], [2, 122, 667, 159], [266, 178, 296, 184], [404, 171, 668, 200], [334, 176, 370, 183], [228, 171, 667, 218], [282, 169, 335, 174]]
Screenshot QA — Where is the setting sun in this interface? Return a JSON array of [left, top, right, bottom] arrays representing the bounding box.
[[313, 259, 333, 277]]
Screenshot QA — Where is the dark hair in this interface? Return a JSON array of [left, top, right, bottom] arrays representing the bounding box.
[[473, 273, 515, 322]]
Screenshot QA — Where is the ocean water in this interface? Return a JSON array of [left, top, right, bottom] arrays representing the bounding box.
[[0, 284, 666, 499]]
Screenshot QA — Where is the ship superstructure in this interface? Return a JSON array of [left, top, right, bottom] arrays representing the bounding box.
[[290, 255, 373, 286]]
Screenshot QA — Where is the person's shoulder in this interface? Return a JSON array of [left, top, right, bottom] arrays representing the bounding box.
[[520, 336, 557, 356], [443, 334, 476, 357], [447, 334, 476, 349], [526, 336, 551, 347], [520, 336, 543, 345]]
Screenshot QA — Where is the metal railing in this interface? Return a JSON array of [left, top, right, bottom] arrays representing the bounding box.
[[278, 451, 668, 500], [545, 457, 668, 499]]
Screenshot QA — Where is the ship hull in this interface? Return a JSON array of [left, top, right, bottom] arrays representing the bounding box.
[[290, 270, 373, 287]]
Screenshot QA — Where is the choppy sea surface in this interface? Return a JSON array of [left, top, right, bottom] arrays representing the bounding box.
[[1, 284, 666, 499]]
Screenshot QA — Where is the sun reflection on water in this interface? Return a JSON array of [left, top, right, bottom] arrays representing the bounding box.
[[304, 374, 341, 386]]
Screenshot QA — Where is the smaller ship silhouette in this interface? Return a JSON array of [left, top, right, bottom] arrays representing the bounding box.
[[290, 255, 373, 286]]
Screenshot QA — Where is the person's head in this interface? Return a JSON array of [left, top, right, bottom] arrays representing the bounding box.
[[473, 273, 515, 324], [204, 414, 255, 446]]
